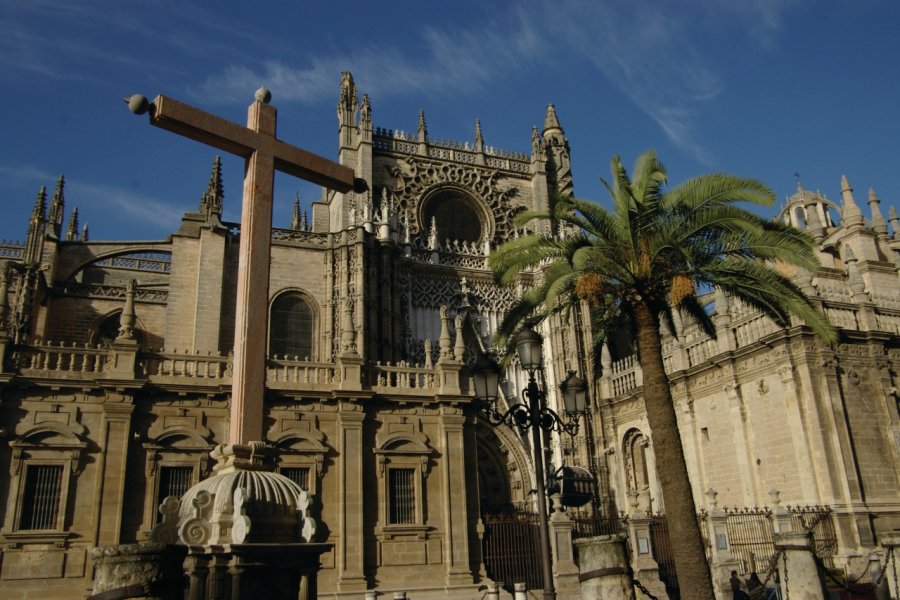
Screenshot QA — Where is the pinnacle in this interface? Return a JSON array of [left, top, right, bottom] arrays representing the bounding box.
[[200, 155, 224, 216], [543, 103, 563, 134]]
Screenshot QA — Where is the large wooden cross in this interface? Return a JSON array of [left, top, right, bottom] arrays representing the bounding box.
[[137, 90, 355, 444]]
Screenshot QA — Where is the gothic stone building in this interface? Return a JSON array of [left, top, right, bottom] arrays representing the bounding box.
[[0, 72, 898, 598]]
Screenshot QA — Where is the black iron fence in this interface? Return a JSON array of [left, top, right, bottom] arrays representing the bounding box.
[[480, 504, 836, 597], [481, 510, 543, 592]]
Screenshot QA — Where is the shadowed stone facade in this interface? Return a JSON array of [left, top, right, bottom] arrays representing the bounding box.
[[0, 72, 898, 598]]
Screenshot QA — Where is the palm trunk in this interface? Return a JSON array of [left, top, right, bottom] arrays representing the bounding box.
[[633, 301, 715, 600]]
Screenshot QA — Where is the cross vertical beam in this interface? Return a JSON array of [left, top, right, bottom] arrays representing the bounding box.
[[229, 100, 276, 443], [132, 90, 355, 445]]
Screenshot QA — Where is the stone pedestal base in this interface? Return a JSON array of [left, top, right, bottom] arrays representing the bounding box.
[[573, 535, 632, 600], [774, 531, 825, 600], [184, 543, 331, 600], [89, 542, 187, 600]]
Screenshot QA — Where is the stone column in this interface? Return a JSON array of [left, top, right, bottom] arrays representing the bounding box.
[[774, 531, 826, 600], [337, 402, 366, 591], [625, 511, 668, 599], [439, 406, 473, 583], [573, 535, 631, 600], [548, 501, 580, 598], [94, 399, 135, 545], [704, 489, 742, 599]]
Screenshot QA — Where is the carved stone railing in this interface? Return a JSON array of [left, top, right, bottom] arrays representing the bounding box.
[[271, 228, 330, 247], [10, 341, 109, 376], [0, 241, 24, 259], [600, 284, 900, 400], [372, 128, 531, 174], [367, 361, 439, 392], [267, 357, 340, 389], [6, 342, 466, 397], [142, 349, 231, 382]]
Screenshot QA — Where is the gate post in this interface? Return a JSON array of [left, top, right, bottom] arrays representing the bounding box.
[[549, 501, 580, 598], [704, 489, 742, 600], [626, 515, 669, 599], [882, 532, 900, 600], [774, 530, 826, 600], [573, 535, 631, 600]]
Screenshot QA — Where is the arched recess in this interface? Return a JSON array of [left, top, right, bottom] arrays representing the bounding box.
[[373, 432, 433, 530], [268, 289, 319, 360], [474, 418, 533, 514], [140, 426, 213, 532], [272, 430, 329, 497], [6, 423, 87, 536], [621, 427, 659, 512], [419, 185, 492, 244]]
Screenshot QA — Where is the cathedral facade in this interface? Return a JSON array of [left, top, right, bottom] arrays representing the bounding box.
[[0, 72, 898, 598]]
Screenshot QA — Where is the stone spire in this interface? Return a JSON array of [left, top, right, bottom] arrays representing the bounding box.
[[337, 71, 359, 148], [531, 126, 543, 158], [117, 279, 137, 340], [867, 188, 888, 235], [82, 223, 89, 241], [25, 186, 47, 263], [543, 103, 564, 137], [840, 175, 864, 227], [199, 155, 224, 218], [474, 119, 484, 153], [417, 109, 428, 143], [889, 206, 899, 239], [0, 263, 9, 328], [64, 207, 79, 241], [290, 193, 301, 230], [47, 174, 65, 238], [542, 104, 573, 196], [359, 93, 372, 140]]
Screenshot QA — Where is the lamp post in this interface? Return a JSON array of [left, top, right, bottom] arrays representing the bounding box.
[[471, 326, 587, 600]]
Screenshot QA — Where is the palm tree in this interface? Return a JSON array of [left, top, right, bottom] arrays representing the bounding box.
[[489, 150, 835, 600]]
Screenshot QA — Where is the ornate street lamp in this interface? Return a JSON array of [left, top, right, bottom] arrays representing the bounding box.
[[471, 325, 588, 600]]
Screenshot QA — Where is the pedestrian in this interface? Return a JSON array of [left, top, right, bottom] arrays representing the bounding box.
[[731, 570, 750, 600]]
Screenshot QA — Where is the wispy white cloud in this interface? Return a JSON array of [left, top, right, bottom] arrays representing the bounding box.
[[0, 165, 181, 232], [192, 1, 793, 163]]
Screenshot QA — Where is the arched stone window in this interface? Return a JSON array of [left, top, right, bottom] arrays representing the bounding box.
[[421, 188, 486, 244], [269, 292, 315, 359]]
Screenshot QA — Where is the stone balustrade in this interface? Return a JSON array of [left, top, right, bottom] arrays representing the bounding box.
[[3, 341, 466, 398], [141, 348, 230, 381], [11, 340, 108, 376], [368, 361, 439, 391]]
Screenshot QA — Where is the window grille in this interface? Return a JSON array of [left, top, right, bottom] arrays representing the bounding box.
[[156, 466, 192, 512], [269, 293, 313, 359], [20, 465, 63, 530], [281, 467, 310, 491], [389, 468, 416, 525]]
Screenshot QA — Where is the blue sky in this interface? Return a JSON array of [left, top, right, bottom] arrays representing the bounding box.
[[1, 1, 898, 243]]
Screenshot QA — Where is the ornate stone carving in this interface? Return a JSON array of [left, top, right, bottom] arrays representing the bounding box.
[[386, 157, 522, 244]]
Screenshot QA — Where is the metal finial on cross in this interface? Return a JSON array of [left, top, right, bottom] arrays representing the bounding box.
[[128, 89, 358, 444]]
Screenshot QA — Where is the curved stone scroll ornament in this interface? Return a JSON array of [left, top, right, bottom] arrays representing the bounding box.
[[231, 487, 251, 543], [178, 490, 213, 545], [149, 496, 181, 545], [298, 489, 316, 542]]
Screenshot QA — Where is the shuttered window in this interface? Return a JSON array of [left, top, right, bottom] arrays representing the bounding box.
[[389, 468, 416, 525], [281, 467, 310, 491], [20, 465, 63, 530], [156, 466, 192, 513]]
